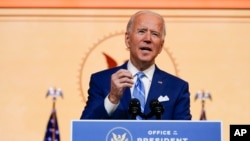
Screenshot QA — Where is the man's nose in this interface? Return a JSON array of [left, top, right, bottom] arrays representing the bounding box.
[[143, 32, 152, 43]]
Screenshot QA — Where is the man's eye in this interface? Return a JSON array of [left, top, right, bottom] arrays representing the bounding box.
[[138, 30, 145, 33], [152, 32, 160, 37]]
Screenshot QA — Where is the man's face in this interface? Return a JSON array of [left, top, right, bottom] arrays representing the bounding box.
[[125, 13, 165, 66]]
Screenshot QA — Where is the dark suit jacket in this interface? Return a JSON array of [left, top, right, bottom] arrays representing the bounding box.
[[80, 62, 192, 120]]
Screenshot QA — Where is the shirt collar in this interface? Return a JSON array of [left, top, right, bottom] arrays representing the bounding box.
[[127, 60, 155, 82]]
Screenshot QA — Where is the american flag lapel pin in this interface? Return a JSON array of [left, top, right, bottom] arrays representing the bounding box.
[[158, 81, 163, 84]]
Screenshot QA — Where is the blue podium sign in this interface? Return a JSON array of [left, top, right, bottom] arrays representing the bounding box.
[[71, 120, 222, 141]]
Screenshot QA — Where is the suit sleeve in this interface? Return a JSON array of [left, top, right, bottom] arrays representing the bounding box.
[[173, 82, 192, 120], [80, 74, 111, 119]]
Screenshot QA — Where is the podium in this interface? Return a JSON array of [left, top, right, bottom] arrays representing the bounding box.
[[71, 120, 222, 141]]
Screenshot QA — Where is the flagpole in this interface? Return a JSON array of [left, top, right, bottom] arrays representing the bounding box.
[[52, 97, 56, 141], [45, 87, 63, 141]]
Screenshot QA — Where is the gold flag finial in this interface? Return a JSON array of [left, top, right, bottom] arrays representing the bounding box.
[[46, 87, 63, 101], [195, 90, 212, 120]]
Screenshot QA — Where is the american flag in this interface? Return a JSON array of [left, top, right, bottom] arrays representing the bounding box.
[[200, 109, 207, 120], [44, 109, 60, 141]]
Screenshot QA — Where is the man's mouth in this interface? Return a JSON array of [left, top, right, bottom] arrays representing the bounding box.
[[140, 47, 152, 51]]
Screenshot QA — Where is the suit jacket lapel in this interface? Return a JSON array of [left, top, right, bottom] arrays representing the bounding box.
[[144, 67, 166, 114]]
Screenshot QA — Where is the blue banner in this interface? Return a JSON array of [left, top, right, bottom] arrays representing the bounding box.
[[71, 120, 222, 141]]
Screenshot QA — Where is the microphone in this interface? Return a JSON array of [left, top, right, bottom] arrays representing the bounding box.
[[128, 98, 141, 119], [147, 99, 164, 120]]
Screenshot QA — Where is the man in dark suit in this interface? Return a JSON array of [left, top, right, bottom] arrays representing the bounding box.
[[80, 10, 192, 120]]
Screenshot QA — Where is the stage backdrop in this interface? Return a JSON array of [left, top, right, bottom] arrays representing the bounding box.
[[0, 4, 250, 141]]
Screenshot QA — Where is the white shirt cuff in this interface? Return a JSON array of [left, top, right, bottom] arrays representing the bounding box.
[[104, 95, 119, 116]]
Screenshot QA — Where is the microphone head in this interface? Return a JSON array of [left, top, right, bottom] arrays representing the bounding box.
[[150, 99, 160, 109], [128, 98, 141, 115], [150, 99, 164, 114]]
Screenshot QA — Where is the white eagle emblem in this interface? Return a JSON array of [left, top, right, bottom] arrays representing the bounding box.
[[111, 133, 128, 141]]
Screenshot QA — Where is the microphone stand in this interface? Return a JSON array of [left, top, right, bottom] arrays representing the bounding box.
[[128, 99, 164, 120]]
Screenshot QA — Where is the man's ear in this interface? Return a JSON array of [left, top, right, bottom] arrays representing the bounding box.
[[158, 40, 165, 54], [125, 32, 130, 48]]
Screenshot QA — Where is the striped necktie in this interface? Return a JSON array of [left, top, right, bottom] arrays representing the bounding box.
[[133, 72, 145, 119]]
